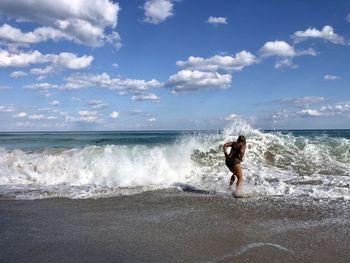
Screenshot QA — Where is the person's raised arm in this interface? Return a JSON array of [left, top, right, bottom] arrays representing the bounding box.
[[223, 142, 233, 156]]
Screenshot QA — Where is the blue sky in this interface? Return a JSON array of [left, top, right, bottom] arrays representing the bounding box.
[[0, 0, 349, 131]]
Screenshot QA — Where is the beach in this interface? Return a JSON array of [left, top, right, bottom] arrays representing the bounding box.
[[0, 129, 349, 262], [1, 190, 349, 263]]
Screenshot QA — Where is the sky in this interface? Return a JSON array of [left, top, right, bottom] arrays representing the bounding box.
[[0, 0, 349, 131]]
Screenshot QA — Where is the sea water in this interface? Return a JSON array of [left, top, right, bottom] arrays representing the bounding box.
[[0, 121, 349, 199]]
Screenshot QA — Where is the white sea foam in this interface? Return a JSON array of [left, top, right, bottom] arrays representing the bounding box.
[[0, 120, 349, 199]]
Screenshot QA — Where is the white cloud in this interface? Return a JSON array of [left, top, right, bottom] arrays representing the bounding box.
[[0, 50, 93, 73], [64, 73, 163, 100], [333, 103, 350, 113], [347, 14, 350, 23], [14, 112, 27, 118], [224, 114, 239, 121], [260, 41, 296, 57], [88, 100, 109, 109], [0, 105, 16, 112], [24, 82, 58, 91], [65, 110, 100, 123], [9, 71, 27, 78], [109, 111, 119, 119], [207, 16, 228, 25], [0, 49, 47, 67], [298, 109, 323, 117], [0, 24, 69, 44], [278, 96, 326, 107], [143, 0, 174, 24], [147, 117, 156, 122], [274, 58, 298, 69], [28, 114, 45, 120], [293, 25, 345, 45], [0, 0, 121, 47], [30, 66, 55, 75], [176, 51, 256, 72], [50, 100, 60, 106], [131, 93, 160, 102], [52, 52, 94, 70], [260, 41, 316, 68], [79, 110, 97, 117], [166, 70, 232, 93], [260, 41, 316, 57], [324, 74, 340, 81], [272, 110, 290, 123]]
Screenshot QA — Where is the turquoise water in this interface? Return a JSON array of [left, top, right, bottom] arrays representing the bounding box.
[[0, 131, 187, 149], [0, 124, 349, 199], [1, 129, 349, 149]]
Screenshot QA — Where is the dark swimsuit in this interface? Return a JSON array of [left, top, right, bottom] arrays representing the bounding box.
[[225, 157, 240, 167], [225, 142, 241, 168]]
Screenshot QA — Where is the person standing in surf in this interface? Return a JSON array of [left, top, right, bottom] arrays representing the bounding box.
[[223, 135, 246, 196]]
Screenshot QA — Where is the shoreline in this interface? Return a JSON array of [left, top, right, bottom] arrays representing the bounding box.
[[1, 190, 349, 263]]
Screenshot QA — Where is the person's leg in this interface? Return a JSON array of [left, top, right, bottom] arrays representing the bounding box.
[[233, 164, 243, 194], [229, 174, 236, 186], [227, 164, 236, 188]]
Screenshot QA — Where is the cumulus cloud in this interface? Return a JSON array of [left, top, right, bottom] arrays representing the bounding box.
[[0, 49, 47, 67], [131, 93, 160, 102], [224, 114, 239, 121], [143, 0, 174, 24], [259, 41, 316, 68], [298, 109, 323, 117], [0, 24, 69, 45], [14, 112, 27, 118], [0, 105, 16, 112], [109, 111, 119, 119], [28, 114, 45, 120], [166, 70, 232, 93], [50, 100, 60, 106], [278, 96, 326, 107], [65, 110, 100, 123], [271, 110, 290, 123], [324, 74, 340, 81], [0, 0, 121, 47], [9, 71, 27, 78], [176, 51, 256, 72], [207, 16, 228, 25], [64, 73, 163, 101], [260, 41, 316, 57], [147, 117, 156, 122], [0, 50, 93, 74], [293, 25, 346, 45], [88, 100, 109, 110], [274, 58, 298, 69], [24, 82, 58, 91]]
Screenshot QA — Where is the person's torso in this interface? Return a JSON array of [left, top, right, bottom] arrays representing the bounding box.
[[228, 142, 241, 159]]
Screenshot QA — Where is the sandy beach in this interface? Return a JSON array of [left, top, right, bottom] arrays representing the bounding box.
[[1, 190, 349, 263]]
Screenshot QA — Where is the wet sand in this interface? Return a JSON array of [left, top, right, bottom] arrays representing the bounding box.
[[1, 190, 349, 263]]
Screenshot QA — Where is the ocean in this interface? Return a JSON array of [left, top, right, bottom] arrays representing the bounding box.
[[0, 121, 349, 200]]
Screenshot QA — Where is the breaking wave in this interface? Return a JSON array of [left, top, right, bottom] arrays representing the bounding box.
[[0, 120, 349, 199]]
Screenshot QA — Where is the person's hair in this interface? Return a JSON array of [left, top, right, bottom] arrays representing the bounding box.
[[237, 135, 246, 145]]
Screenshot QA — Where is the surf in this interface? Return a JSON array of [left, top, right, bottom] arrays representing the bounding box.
[[0, 120, 349, 199]]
